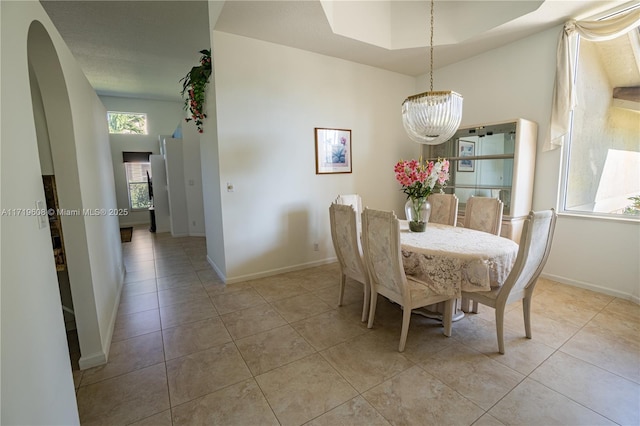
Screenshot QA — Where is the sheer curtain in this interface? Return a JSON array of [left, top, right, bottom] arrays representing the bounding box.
[[545, 7, 640, 151]]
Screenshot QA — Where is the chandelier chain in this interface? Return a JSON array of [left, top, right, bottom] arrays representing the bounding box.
[[429, 0, 434, 92], [401, 0, 463, 145]]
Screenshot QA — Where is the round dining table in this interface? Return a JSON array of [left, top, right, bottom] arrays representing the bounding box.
[[399, 221, 519, 320]]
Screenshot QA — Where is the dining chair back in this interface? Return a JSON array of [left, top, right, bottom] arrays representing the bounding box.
[[329, 203, 370, 322], [335, 194, 362, 211], [464, 196, 503, 235], [461, 209, 557, 354], [335, 194, 363, 236], [428, 193, 459, 226], [361, 208, 454, 352]]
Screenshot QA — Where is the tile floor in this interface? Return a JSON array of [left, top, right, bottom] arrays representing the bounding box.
[[72, 228, 640, 425]]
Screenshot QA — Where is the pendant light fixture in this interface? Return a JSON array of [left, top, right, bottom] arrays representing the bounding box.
[[402, 0, 463, 145]]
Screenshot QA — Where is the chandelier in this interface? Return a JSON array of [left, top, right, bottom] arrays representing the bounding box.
[[402, 0, 463, 145]]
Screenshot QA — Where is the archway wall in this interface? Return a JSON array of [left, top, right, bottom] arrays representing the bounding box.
[[30, 23, 125, 363], [71, 87, 124, 356], [28, 22, 104, 367], [1, 2, 123, 424]]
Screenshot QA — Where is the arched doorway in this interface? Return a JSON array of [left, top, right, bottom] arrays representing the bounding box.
[[27, 20, 96, 371]]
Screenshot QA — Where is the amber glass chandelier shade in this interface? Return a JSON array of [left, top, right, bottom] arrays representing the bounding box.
[[402, 90, 463, 145]]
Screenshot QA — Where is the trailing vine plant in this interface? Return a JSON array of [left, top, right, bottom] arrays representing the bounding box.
[[180, 49, 212, 133]]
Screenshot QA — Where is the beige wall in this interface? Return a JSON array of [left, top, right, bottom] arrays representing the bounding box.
[[209, 31, 419, 282]]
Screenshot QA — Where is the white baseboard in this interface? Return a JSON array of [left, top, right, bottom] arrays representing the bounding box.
[[80, 265, 124, 370], [206, 255, 226, 282], [171, 232, 189, 237], [105, 266, 125, 361], [78, 351, 108, 370], [541, 272, 640, 304], [224, 257, 338, 285]]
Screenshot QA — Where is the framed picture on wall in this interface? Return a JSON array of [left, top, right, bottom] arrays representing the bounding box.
[[457, 140, 475, 172], [315, 128, 352, 174]]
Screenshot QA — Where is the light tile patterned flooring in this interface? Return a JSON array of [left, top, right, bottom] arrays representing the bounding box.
[[73, 228, 640, 425]]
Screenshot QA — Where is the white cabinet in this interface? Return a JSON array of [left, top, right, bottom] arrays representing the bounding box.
[[424, 118, 537, 242], [163, 137, 190, 237], [152, 130, 205, 237]]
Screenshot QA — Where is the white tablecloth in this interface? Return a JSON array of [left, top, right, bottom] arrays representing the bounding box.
[[400, 221, 518, 298]]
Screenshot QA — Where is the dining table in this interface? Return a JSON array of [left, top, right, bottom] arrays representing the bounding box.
[[399, 220, 519, 321]]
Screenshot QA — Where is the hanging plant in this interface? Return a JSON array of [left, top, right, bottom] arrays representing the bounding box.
[[180, 49, 212, 133]]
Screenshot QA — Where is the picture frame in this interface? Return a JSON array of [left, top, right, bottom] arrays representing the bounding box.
[[457, 140, 475, 172], [315, 128, 352, 174]]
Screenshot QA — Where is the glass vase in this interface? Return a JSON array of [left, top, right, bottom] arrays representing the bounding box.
[[405, 197, 431, 232]]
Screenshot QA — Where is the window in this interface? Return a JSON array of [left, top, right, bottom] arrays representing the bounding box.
[[107, 111, 147, 134], [560, 13, 640, 220], [123, 151, 152, 209], [125, 162, 152, 210]]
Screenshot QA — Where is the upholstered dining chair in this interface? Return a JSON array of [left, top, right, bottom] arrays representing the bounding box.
[[361, 208, 455, 352], [461, 196, 504, 312], [329, 203, 370, 322], [428, 193, 459, 226], [461, 209, 557, 354], [464, 196, 504, 235], [335, 194, 363, 237], [335, 194, 362, 211]]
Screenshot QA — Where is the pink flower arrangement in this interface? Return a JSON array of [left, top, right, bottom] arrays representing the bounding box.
[[394, 157, 450, 200]]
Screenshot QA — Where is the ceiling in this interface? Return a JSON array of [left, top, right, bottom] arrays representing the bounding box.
[[40, 0, 629, 102]]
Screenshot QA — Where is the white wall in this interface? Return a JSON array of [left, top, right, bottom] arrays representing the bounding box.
[[432, 25, 639, 301], [210, 31, 418, 282], [30, 63, 55, 175], [99, 96, 184, 226], [1, 1, 121, 423], [201, 2, 227, 280], [70, 79, 124, 364]]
